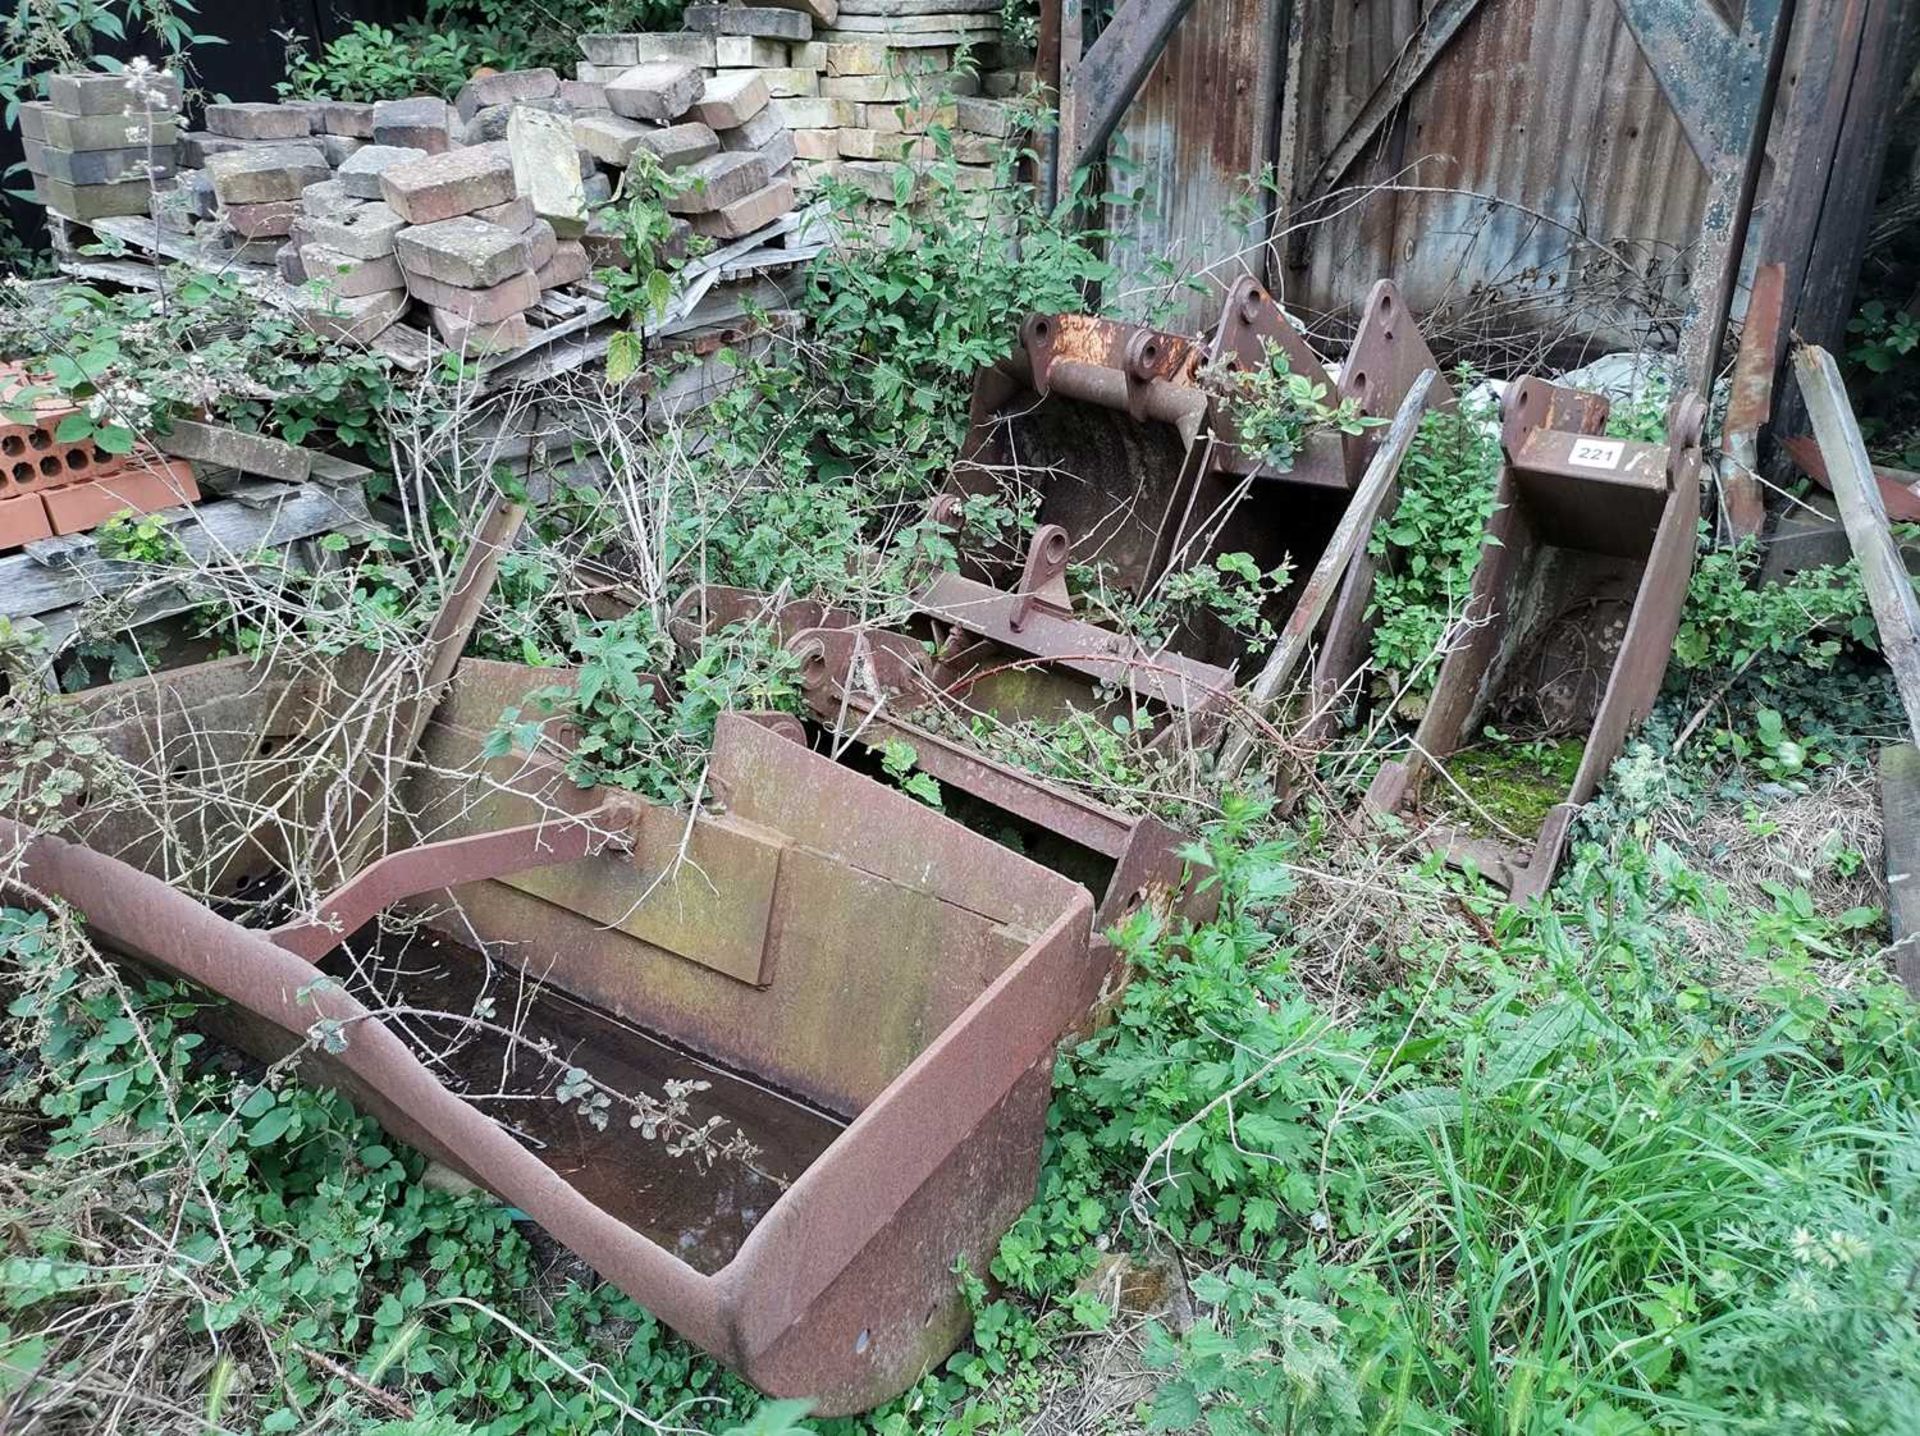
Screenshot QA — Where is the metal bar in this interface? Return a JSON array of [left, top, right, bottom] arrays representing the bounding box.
[[1718, 261, 1785, 542], [1609, 0, 1754, 168], [1217, 370, 1435, 780], [271, 802, 640, 960], [1063, 0, 1197, 179], [1795, 343, 1920, 738]]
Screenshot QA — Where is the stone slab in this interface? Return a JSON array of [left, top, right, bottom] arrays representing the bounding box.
[[394, 214, 534, 289], [535, 238, 589, 289], [319, 133, 364, 166], [323, 101, 377, 138], [36, 173, 163, 221], [632, 121, 721, 170], [664, 149, 772, 213], [22, 102, 175, 151], [403, 266, 540, 323], [47, 71, 182, 117], [474, 193, 537, 231], [154, 418, 312, 482], [205, 143, 329, 204], [304, 200, 405, 259], [23, 137, 172, 186], [379, 143, 516, 224], [690, 69, 769, 129], [716, 36, 791, 66], [336, 144, 427, 200], [507, 106, 590, 238], [574, 112, 653, 166], [429, 306, 530, 354], [720, 106, 784, 151], [577, 33, 641, 66], [454, 68, 560, 122], [206, 102, 310, 140], [300, 244, 407, 299], [683, 4, 814, 39], [371, 97, 454, 153], [686, 176, 794, 239], [605, 62, 706, 123], [770, 96, 855, 128], [296, 285, 409, 345], [758, 68, 820, 98], [224, 199, 300, 238]]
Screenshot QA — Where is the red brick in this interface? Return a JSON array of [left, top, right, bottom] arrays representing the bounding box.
[[0, 491, 53, 550], [42, 459, 200, 535]]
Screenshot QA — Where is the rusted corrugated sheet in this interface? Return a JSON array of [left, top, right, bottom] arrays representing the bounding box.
[[1101, 0, 1284, 329], [1280, 0, 1710, 348]]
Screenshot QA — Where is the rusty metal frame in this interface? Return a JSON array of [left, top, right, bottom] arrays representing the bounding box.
[[1365, 380, 1706, 901], [10, 700, 1101, 1416]]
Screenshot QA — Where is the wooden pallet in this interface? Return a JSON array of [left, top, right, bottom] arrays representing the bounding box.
[[53, 205, 834, 387]]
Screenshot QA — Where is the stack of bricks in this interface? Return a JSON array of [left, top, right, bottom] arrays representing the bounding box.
[[383, 145, 550, 354], [0, 364, 198, 550], [570, 7, 1031, 202], [20, 71, 183, 223]]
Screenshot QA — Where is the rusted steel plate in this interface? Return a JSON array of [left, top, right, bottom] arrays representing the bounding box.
[[14, 680, 1099, 1415], [1365, 381, 1706, 900], [1783, 434, 1920, 525]]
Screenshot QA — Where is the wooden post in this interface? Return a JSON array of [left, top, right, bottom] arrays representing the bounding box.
[[1216, 369, 1435, 782], [1794, 343, 1920, 737]]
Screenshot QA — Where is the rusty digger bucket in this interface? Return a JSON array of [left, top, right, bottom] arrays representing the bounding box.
[[924, 278, 1452, 733], [1365, 379, 1707, 901], [12, 656, 1103, 1415]]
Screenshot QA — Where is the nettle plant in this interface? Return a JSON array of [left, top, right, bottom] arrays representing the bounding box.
[[598, 151, 695, 385], [1201, 341, 1375, 473]]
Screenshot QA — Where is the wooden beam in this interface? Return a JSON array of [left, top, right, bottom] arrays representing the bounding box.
[[1794, 343, 1920, 737], [1063, 0, 1197, 180], [1216, 369, 1436, 781]]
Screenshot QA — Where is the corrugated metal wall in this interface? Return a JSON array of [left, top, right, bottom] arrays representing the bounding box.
[[1094, 0, 1719, 351], [1100, 0, 1284, 329], [1279, 0, 1710, 349]]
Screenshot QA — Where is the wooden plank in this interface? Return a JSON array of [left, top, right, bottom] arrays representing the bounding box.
[[1795, 343, 1920, 736], [1217, 369, 1435, 780], [1881, 742, 1920, 995], [0, 482, 378, 621]]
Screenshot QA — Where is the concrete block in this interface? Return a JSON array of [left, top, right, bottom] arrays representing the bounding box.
[[792, 42, 828, 67], [630, 32, 718, 65], [153, 418, 313, 482], [223, 199, 300, 238], [508, 106, 590, 238], [177, 131, 243, 167], [47, 71, 183, 117], [754, 128, 796, 171], [25, 103, 176, 151], [632, 121, 721, 170], [606, 62, 706, 123], [276, 240, 306, 284], [524, 217, 557, 271], [474, 193, 537, 231], [720, 107, 785, 151], [319, 133, 364, 166], [575, 62, 627, 83], [686, 176, 794, 239], [395, 215, 534, 288], [559, 80, 607, 112], [578, 33, 641, 66], [823, 74, 915, 103], [691, 70, 769, 129], [837, 126, 936, 160], [824, 41, 941, 74], [205, 102, 310, 140], [792, 127, 841, 159], [863, 98, 953, 132], [683, 4, 814, 39], [574, 112, 652, 166], [305, 200, 405, 259], [300, 178, 355, 217], [758, 68, 820, 98], [817, 24, 983, 45], [406, 266, 540, 323], [378, 143, 516, 224], [717, 36, 791, 66], [37, 174, 160, 221], [770, 97, 855, 129], [535, 238, 589, 289], [757, 0, 838, 24], [324, 101, 378, 138], [296, 285, 409, 345], [337, 144, 427, 200], [205, 144, 329, 204], [951, 129, 998, 164], [429, 306, 530, 354], [454, 68, 560, 122], [371, 97, 454, 153], [665, 149, 772, 213], [300, 244, 406, 299], [23, 138, 171, 186], [956, 96, 1016, 136]]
